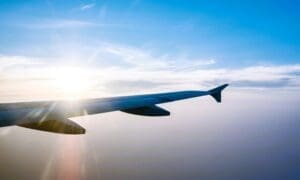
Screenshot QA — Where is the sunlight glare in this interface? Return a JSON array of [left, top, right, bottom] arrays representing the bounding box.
[[52, 67, 95, 99]]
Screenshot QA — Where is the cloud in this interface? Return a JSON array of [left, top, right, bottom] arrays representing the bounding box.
[[105, 80, 169, 94], [20, 19, 99, 29], [0, 55, 42, 72], [80, 3, 95, 11], [233, 79, 291, 88], [94, 43, 215, 71], [204, 78, 293, 88], [0, 43, 300, 100], [17, 19, 122, 30], [83, 43, 300, 89]]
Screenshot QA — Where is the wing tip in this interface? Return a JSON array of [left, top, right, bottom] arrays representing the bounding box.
[[209, 84, 229, 103]]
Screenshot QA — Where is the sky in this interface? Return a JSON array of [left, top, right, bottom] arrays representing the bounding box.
[[0, 0, 299, 101], [0, 0, 299, 179]]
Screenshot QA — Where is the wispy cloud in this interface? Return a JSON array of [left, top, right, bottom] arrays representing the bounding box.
[[0, 43, 300, 100], [94, 43, 215, 71], [80, 3, 95, 11], [20, 19, 98, 29], [0, 55, 42, 72], [17, 18, 124, 30]]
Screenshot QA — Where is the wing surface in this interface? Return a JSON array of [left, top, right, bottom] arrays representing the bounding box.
[[0, 84, 228, 134]]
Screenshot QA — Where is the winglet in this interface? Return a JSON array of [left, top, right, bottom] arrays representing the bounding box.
[[208, 84, 229, 103]]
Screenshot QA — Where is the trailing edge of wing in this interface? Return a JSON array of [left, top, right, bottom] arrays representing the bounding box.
[[18, 118, 85, 134], [121, 105, 170, 116]]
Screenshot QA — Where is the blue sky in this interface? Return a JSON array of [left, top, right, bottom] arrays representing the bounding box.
[[0, 0, 299, 100], [0, 0, 299, 65]]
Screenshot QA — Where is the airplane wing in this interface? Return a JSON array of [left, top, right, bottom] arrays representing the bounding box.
[[0, 84, 228, 134]]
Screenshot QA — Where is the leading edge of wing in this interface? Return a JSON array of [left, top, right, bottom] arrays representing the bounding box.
[[83, 84, 229, 115], [0, 84, 229, 113]]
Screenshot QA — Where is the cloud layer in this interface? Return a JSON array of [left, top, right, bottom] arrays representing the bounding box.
[[0, 43, 299, 101]]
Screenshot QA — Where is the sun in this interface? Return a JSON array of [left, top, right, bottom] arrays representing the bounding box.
[[52, 67, 95, 99]]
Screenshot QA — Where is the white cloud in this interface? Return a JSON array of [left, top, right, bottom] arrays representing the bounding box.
[[93, 43, 215, 71], [0, 43, 299, 101], [80, 3, 95, 11], [21, 19, 98, 29], [18, 19, 121, 30]]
